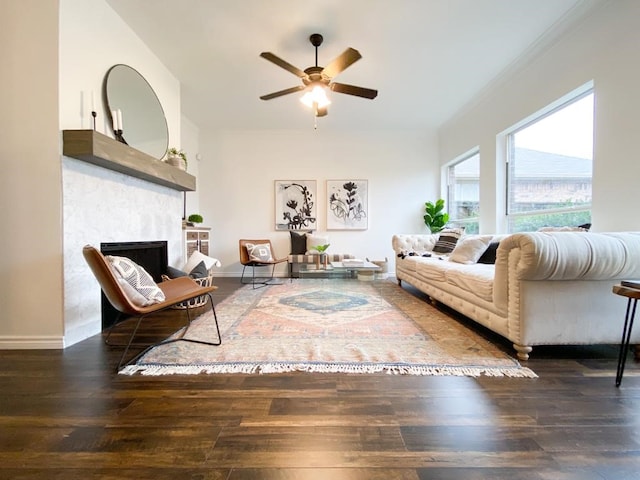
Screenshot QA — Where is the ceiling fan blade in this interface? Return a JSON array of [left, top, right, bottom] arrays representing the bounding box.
[[260, 85, 306, 101], [330, 82, 378, 99], [260, 52, 306, 78], [322, 48, 362, 79]]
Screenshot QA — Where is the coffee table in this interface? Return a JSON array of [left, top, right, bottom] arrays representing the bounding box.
[[298, 260, 381, 279]]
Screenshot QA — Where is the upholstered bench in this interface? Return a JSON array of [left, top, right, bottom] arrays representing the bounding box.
[[288, 253, 356, 278], [287, 231, 355, 278]]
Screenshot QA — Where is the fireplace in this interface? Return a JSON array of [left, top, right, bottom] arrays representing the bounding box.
[[100, 241, 168, 330]]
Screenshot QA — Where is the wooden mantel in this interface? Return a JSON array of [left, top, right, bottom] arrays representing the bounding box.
[[62, 129, 196, 192]]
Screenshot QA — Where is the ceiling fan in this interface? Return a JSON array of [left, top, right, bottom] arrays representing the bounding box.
[[259, 33, 378, 117]]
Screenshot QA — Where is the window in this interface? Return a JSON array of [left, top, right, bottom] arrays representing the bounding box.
[[447, 151, 480, 234], [507, 91, 593, 233]]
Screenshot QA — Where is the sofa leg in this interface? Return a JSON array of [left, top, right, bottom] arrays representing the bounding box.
[[513, 344, 532, 361], [397, 278, 402, 286]]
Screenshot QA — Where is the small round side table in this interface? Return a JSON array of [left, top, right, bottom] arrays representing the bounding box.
[[612, 284, 640, 387]]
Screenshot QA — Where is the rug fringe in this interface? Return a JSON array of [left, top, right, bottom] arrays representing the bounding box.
[[120, 362, 538, 378]]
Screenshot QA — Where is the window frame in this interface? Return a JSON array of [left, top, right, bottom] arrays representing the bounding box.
[[505, 88, 593, 233], [446, 149, 480, 234]]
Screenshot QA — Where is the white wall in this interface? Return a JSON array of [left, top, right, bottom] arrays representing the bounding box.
[[199, 129, 439, 276], [438, 0, 640, 233], [181, 114, 201, 219], [59, 0, 184, 346], [0, 1, 64, 348]]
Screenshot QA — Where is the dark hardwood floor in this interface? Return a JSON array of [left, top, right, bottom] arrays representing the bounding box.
[[1, 277, 640, 479]]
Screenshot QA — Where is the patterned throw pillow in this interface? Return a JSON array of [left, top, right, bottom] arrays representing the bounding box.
[[245, 243, 274, 262], [106, 255, 165, 306], [432, 227, 465, 254]]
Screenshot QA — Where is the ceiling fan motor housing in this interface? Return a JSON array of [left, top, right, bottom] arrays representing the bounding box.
[[309, 33, 323, 47], [303, 66, 329, 86]]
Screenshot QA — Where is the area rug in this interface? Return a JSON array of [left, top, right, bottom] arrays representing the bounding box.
[[120, 279, 537, 377]]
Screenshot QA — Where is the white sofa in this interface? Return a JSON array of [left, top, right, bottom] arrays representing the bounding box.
[[392, 231, 640, 360]]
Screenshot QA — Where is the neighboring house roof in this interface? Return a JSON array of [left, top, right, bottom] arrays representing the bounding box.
[[513, 148, 592, 179], [453, 148, 592, 180]]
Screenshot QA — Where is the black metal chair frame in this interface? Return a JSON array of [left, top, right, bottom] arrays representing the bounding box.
[[104, 292, 221, 371], [239, 239, 287, 289]]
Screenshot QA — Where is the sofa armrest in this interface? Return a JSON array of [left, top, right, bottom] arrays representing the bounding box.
[[497, 232, 640, 281]]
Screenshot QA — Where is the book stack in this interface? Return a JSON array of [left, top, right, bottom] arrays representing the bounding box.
[[343, 259, 365, 267], [621, 280, 640, 289]]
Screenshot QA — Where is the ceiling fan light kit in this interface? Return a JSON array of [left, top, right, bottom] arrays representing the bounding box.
[[260, 33, 378, 121], [300, 85, 331, 108]]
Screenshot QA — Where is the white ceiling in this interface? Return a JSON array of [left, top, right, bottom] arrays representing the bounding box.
[[105, 0, 601, 132]]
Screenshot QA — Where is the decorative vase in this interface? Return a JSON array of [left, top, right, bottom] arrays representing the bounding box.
[[166, 154, 186, 171]]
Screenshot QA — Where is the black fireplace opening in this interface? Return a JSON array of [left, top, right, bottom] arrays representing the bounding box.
[[100, 241, 168, 330]]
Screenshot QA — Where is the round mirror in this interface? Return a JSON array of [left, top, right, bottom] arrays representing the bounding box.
[[104, 64, 169, 159]]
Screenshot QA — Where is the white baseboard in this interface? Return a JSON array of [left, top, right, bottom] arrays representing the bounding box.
[[0, 336, 64, 349]]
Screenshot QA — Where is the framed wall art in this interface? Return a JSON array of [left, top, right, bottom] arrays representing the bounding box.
[[274, 180, 317, 231], [326, 179, 368, 230]]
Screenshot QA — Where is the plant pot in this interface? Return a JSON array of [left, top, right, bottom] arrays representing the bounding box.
[[166, 154, 186, 171]]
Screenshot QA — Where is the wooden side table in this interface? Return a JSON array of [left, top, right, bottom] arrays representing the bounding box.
[[612, 284, 640, 387]]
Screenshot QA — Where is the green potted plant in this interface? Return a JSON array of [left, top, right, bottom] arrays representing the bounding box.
[[311, 244, 330, 269], [166, 147, 187, 170], [187, 213, 203, 226], [423, 199, 449, 233]]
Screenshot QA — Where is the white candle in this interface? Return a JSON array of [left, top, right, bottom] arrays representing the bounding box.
[[117, 109, 123, 132], [111, 109, 119, 130], [91, 91, 95, 112]]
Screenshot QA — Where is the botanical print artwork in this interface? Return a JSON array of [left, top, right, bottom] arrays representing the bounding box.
[[274, 180, 317, 230], [327, 180, 368, 230]]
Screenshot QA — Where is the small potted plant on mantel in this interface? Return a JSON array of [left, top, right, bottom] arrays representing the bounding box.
[[166, 147, 187, 171]]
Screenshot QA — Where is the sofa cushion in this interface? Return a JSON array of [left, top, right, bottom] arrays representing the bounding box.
[[449, 235, 493, 264], [432, 228, 465, 254], [412, 257, 452, 282], [444, 264, 495, 303]]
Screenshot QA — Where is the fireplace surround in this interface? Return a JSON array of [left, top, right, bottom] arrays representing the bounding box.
[[100, 241, 168, 329]]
